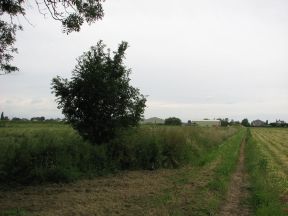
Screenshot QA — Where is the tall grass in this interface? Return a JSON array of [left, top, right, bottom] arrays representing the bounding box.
[[0, 122, 239, 185]]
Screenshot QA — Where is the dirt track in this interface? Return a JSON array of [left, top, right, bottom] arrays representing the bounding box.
[[218, 136, 251, 216]]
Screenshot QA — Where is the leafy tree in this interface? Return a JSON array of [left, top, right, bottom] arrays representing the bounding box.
[[165, 117, 182, 126], [52, 41, 146, 144], [0, 0, 105, 74], [0, 112, 4, 120], [217, 118, 229, 127], [241, 118, 250, 127]]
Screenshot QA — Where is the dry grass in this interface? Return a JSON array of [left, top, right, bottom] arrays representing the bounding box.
[[0, 163, 220, 216], [0, 170, 174, 216], [0, 160, 226, 216]]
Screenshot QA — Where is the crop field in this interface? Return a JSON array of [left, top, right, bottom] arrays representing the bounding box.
[[4, 123, 288, 215], [247, 128, 288, 215], [0, 122, 248, 216]]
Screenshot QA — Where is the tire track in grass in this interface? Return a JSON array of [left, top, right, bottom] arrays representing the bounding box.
[[218, 135, 251, 216]]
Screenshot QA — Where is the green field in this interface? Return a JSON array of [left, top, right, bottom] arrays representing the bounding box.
[[1, 122, 288, 215], [0, 121, 239, 183], [246, 128, 288, 215]]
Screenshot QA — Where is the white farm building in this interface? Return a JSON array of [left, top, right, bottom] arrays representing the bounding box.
[[192, 120, 221, 127], [141, 117, 165, 124]]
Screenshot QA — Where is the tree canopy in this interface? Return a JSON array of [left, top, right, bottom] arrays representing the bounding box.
[[0, 0, 105, 74], [51, 40, 146, 144], [241, 118, 250, 127], [165, 117, 182, 126]]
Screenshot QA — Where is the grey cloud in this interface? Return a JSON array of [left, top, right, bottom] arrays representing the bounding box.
[[0, 0, 287, 121]]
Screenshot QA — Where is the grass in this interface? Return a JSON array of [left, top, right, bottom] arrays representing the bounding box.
[[0, 209, 28, 216], [0, 121, 244, 215], [124, 128, 246, 215], [3, 124, 288, 215], [245, 128, 288, 215], [0, 121, 239, 185], [0, 126, 244, 215]]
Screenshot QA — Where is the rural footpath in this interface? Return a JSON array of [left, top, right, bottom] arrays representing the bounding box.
[[218, 136, 251, 216]]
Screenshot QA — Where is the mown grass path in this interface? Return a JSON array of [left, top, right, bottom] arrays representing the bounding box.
[[248, 128, 288, 215], [218, 134, 251, 216]]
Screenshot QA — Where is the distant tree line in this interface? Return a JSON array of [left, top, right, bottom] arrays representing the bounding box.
[[268, 120, 288, 127], [0, 112, 64, 122], [211, 118, 288, 128]]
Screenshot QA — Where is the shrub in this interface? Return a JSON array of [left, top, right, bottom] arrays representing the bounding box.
[[164, 117, 182, 126]]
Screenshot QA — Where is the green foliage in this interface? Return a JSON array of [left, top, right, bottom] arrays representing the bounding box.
[[241, 118, 250, 127], [142, 129, 245, 216], [218, 118, 229, 127], [0, 0, 104, 74], [0, 122, 239, 185], [0, 208, 28, 216], [0, 20, 21, 74], [164, 117, 182, 126], [0, 124, 92, 184], [0, 112, 4, 120], [207, 130, 244, 192], [52, 41, 146, 145]]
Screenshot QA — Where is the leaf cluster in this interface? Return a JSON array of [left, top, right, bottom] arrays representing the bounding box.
[[241, 118, 250, 127], [164, 117, 182, 126], [52, 41, 146, 144], [0, 0, 105, 74]]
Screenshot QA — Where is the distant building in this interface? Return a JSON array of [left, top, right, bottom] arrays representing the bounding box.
[[31, 117, 45, 122], [276, 119, 285, 125], [141, 117, 165, 124], [192, 120, 220, 127], [251, 119, 266, 127]]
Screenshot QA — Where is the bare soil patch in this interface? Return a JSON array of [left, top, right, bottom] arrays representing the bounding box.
[[218, 137, 251, 216]]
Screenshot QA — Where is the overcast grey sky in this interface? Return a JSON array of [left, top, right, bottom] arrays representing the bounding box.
[[0, 0, 288, 122]]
